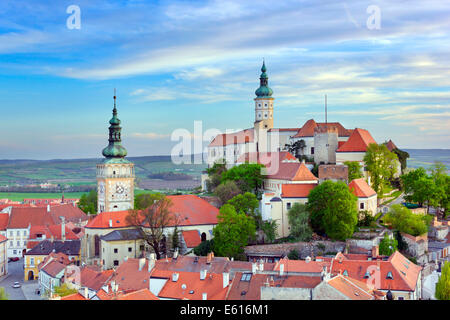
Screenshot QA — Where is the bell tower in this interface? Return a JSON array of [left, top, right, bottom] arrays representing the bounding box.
[[254, 60, 274, 130], [96, 91, 135, 213]]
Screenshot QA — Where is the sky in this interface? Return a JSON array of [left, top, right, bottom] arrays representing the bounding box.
[[0, 0, 449, 160]]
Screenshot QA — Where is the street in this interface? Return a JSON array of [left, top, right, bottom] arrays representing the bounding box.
[[0, 258, 41, 300]]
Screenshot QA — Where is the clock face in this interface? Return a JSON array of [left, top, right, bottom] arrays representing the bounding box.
[[116, 182, 125, 194], [109, 181, 130, 200]]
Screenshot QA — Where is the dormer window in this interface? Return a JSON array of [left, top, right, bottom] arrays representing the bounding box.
[[386, 271, 393, 279], [342, 270, 348, 277], [363, 271, 370, 279]]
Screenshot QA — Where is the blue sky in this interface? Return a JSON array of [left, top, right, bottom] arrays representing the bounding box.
[[0, 0, 449, 159]]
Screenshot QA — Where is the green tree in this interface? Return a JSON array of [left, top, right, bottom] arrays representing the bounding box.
[[171, 226, 180, 252], [287, 203, 313, 242], [260, 220, 278, 244], [344, 161, 363, 181], [307, 180, 358, 241], [0, 287, 8, 300], [287, 249, 300, 260], [53, 283, 77, 297], [221, 163, 265, 196], [193, 239, 214, 256], [364, 143, 398, 198], [357, 210, 375, 227], [429, 162, 449, 217], [78, 190, 97, 215], [436, 262, 450, 300], [213, 180, 241, 205], [134, 192, 165, 210], [227, 192, 262, 228], [383, 204, 429, 236], [391, 148, 409, 174], [212, 204, 256, 260], [206, 160, 227, 192], [284, 139, 306, 160], [379, 233, 398, 256]]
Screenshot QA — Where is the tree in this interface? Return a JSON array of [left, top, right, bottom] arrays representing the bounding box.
[[435, 261, 450, 300], [53, 283, 77, 297], [383, 204, 429, 237], [206, 160, 227, 192], [364, 143, 398, 198], [287, 249, 300, 260], [134, 192, 165, 210], [213, 180, 241, 205], [357, 210, 375, 227], [193, 239, 214, 256], [344, 161, 363, 181], [0, 287, 8, 300], [126, 196, 179, 259], [221, 163, 265, 196], [227, 192, 262, 228], [171, 226, 180, 252], [78, 190, 97, 215], [260, 220, 278, 244], [307, 180, 358, 241], [391, 148, 409, 174], [212, 204, 256, 260], [287, 203, 313, 242], [429, 162, 450, 217], [379, 233, 398, 256], [284, 139, 309, 161]]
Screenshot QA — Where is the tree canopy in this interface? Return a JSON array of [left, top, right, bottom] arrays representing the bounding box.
[[363, 143, 398, 197], [78, 190, 97, 215], [221, 163, 265, 196], [344, 161, 363, 182], [213, 180, 241, 206], [379, 233, 398, 256], [436, 261, 450, 300], [383, 204, 430, 237], [212, 204, 256, 260], [287, 203, 313, 242], [307, 180, 358, 241]]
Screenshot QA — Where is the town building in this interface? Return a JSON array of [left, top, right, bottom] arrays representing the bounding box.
[[348, 178, 378, 215], [0, 234, 7, 278], [38, 252, 73, 297]]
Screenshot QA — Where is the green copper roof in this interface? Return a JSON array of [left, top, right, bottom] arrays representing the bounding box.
[[102, 95, 128, 159], [255, 60, 273, 98]]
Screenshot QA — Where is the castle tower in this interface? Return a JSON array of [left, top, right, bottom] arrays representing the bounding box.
[[254, 60, 274, 130], [313, 125, 338, 165], [96, 92, 135, 213]]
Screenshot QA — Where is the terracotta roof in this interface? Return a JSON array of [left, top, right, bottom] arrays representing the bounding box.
[[82, 268, 114, 291], [0, 234, 7, 243], [385, 140, 398, 151], [152, 269, 228, 300], [281, 184, 316, 198], [0, 213, 8, 230], [336, 128, 376, 153], [349, 178, 376, 198], [47, 204, 88, 224], [7, 207, 54, 229], [181, 230, 201, 248], [273, 258, 323, 274], [209, 129, 254, 147], [60, 293, 88, 300], [331, 251, 422, 292], [293, 119, 351, 138], [86, 195, 219, 229], [266, 162, 318, 181], [268, 128, 299, 132], [327, 274, 375, 300], [110, 258, 154, 292], [118, 288, 159, 300], [28, 225, 79, 244], [41, 260, 67, 278]]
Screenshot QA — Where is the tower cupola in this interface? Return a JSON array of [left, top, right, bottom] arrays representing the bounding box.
[[102, 93, 128, 159]]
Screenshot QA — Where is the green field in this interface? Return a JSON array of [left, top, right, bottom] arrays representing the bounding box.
[[0, 189, 157, 202]]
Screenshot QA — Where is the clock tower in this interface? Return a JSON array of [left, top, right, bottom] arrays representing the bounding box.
[[96, 92, 135, 213]]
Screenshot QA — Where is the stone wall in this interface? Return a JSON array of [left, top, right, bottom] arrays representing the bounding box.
[[428, 225, 449, 241], [261, 286, 312, 300], [401, 233, 429, 264]]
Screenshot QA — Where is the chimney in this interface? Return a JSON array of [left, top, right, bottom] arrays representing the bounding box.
[[259, 261, 264, 272], [109, 219, 113, 228], [305, 256, 311, 263], [222, 272, 230, 288], [173, 249, 178, 260], [124, 256, 128, 262], [206, 252, 212, 264], [138, 258, 146, 271], [372, 245, 379, 258], [172, 273, 179, 282], [60, 216, 66, 242], [111, 281, 116, 292], [252, 263, 257, 274], [200, 269, 207, 280], [47, 205, 50, 212], [148, 258, 155, 273], [279, 263, 284, 276], [202, 293, 207, 300]]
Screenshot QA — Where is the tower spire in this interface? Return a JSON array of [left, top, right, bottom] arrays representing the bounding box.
[[101, 90, 128, 159]]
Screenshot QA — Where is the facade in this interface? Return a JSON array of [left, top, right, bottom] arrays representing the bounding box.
[[97, 94, 135, 213], [348, 178, 378, 215], [0, 234, 7, 277], [100, 229, 146, 269]]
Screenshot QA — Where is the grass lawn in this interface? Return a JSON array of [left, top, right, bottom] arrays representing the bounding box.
[[0, 189, 157, 202]]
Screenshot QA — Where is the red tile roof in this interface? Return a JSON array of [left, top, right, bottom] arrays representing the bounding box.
[[293, 119, 351, 138], [85, 210, 133, 229], [181, 230, 201, 248], [152, 269, 228, 300], [61, 293, 88, 300], [8, 207, 54, 229], [209, 129, 254, 147], [336, 128, 376, 153], [110, 258, 153, 292], [330, 251, 422, 292], [47, 204, 88, 224], [281, 184, 316, 198], [118, 288, 159, 300], [274, 258, 323, 274], [266, 162, 318, 182], [0, 213, 9, 231], [0, 234, 7, 243], [327, 274, 376, 300], [385, 140, 398, 151], [349, 178, 376, 198], [41, 260, 67, 278]]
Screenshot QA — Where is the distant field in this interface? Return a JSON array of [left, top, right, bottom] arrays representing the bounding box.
[[0, 189, 156, 201]]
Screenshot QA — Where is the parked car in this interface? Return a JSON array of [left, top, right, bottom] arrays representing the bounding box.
[[12, 282, 21, 288], [8, 257, 20, 262]]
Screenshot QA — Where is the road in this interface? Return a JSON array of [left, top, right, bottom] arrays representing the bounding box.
[[0, 258, 41, 300]]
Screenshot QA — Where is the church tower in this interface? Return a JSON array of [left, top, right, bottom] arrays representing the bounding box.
[[96, 92, 135, 213], [254, 60, 274, 130]]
